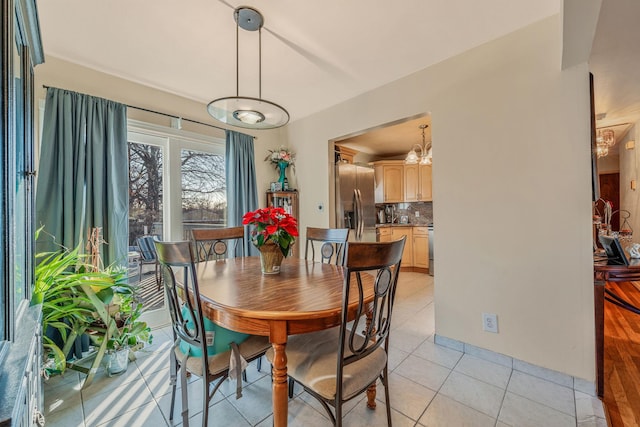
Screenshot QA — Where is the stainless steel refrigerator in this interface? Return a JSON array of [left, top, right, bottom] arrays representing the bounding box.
[[335, 163, 376, 242]]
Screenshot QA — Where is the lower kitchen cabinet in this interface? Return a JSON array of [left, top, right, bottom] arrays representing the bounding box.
[[377, 226, 392, 242], [391, 228, 413, 268], [413, 227, 430, 269], [377, 226, 429, 271]]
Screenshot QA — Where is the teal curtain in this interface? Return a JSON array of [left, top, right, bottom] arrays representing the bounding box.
[[35, 88, 128, 267], [225, 130, 259, 256]]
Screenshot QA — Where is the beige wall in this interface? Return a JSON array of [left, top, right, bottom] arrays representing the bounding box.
[[286, 15, 595, 380], [33, 56, 285, 206]]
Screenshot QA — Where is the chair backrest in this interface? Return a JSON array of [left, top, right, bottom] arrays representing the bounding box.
[[339, 237, 405, 373], [192, 227, 245, 261], [305, 227, 349, 265], [137, 235, 158, 261], [154, 240, 208, 360]]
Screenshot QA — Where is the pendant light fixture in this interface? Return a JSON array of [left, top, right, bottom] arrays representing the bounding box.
[[405, 124, 432, 165], [595, 128, 615, 158], [207, 7, 289, 129]]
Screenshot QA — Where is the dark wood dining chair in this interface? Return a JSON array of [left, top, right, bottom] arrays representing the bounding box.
[[269, 237, 406, 426], [305, 227, 349, 265], [154, 240, 270, 427], [192, 226, 245, 261]]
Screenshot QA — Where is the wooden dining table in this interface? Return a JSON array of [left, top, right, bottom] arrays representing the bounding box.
[[193, 256, 375, 427]]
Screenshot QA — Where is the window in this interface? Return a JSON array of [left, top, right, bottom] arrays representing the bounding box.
[[2, 2, 38, 344], [181, 149, 226, 238], [127, 122, 224, 325], [129, 142, 164, 243]]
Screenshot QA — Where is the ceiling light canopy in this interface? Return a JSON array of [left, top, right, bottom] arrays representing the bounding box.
[[405, 124, 432, 165], [207, 7, 289, 130]]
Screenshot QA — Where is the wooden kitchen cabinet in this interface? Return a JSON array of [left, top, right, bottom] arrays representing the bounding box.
[[377, 226, 392, 242], [378, 226, 428, 271], [412, 226, 430, 269], [419, 165, 433, 201], [391, 227, 413, 267], [374, 162, 404, 203], [405, 164, 432, 202]]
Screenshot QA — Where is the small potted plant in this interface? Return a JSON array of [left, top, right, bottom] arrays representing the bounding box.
[[242, 207, 298, 274], [100, 293, 152, 376]]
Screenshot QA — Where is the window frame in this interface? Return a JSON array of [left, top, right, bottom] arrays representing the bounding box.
[[128, 120, 225, 242], [127, 120, 225, 328]]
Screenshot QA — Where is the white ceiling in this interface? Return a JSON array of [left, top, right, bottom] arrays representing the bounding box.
[[35, 0, 640, 157]]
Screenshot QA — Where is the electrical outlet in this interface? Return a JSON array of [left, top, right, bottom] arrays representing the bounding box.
[[415, 211, 420, 217], [482, 313, 498, 333]]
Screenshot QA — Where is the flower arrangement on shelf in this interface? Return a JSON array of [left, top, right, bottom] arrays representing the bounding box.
[[242, 207, 298, 257], [265, 146, 295, 171]]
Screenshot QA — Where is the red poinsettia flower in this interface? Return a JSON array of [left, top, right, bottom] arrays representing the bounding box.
[[242, 207, 298, 257]]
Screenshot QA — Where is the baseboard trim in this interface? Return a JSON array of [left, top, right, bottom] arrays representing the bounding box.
[[434, 333, 597, 396]]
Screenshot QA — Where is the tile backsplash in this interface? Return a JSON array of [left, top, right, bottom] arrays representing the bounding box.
[[375, 202, 433, 225]]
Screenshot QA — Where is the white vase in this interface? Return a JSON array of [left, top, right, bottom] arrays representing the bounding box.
[[106, 348, 129, 376]]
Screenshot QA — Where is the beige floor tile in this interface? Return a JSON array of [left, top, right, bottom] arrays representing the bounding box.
[[395, 354, 451, 391], [83, 377, 155, 426], [438, 371, 505, 418], [419, 393, 496, 427], [498, 392, 576, 427]]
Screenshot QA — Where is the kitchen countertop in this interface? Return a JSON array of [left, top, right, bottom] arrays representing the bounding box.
[[376, 223, 429, 228]]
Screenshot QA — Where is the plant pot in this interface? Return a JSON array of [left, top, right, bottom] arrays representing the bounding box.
[[258, 242, 285, 274], [105, 348, 129, 376]]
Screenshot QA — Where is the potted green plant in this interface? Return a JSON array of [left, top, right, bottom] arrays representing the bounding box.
[[34, 243, 126, 374], [33, 228, 151, 379], [99, 293, 152, 376]]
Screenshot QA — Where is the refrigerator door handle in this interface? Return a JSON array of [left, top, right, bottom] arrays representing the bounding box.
[[356, 189, 364, 240], [352, 189, 359, 238]]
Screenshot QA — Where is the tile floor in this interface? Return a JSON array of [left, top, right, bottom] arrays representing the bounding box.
[[43, 272, 607, 426]]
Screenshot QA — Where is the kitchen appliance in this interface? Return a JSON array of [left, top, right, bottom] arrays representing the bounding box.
[[336, 162, 376, 242], [428, 224, 434, 275]]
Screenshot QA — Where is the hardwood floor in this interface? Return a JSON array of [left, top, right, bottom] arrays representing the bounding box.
[[603, 281, 640, 426]]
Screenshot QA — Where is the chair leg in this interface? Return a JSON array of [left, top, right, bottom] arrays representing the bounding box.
[[180, 364, 190, 427], [257, 356, 262, 372], [169, 353, 178, 421], [288, 378, 295, 398], [155, 262, 162, 291], [202, 377, 210, 427], [383, 366, 392, 426], [138, 261, 143, 285]]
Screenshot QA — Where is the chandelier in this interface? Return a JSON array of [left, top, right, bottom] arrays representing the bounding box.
[[405, 124, 432, 165], [596, 128, 615, 158], [207, 7, 289, 129]]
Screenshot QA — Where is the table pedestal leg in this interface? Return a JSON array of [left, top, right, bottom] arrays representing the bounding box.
[[271, 339, 288, 426]]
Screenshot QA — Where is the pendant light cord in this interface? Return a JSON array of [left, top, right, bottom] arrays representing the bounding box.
[[236, 8, 239, 97], [259, 27, 262, 99]]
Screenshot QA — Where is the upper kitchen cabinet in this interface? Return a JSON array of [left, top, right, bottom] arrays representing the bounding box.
[[374, 161, 404, 203], [374, 160, 432, 203], [405, 164, 432, 202], [335, 145, 358, 164]]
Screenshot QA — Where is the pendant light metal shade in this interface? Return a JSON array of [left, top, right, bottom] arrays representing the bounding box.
[[207, 6, 289, 130]]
